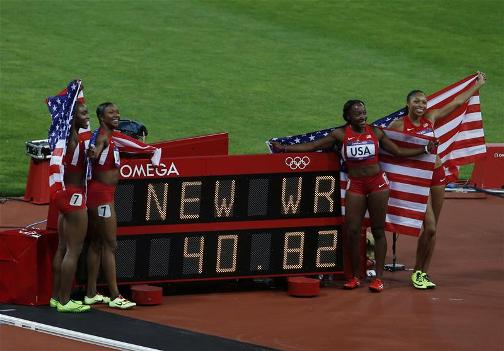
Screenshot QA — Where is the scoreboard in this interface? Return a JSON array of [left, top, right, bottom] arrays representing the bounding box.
[[109, 150, 343, 284]]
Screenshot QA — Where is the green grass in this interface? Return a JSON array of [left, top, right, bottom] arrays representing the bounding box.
[[1, 0, 503, 195]]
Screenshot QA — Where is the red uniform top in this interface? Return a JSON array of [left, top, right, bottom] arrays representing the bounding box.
[[62, 131, 90, 173], [93, 128, 120, 173], [341, 124, 379, 168], [403, 116, 435, 137]]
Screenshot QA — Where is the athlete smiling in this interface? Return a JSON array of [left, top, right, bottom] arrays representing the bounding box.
[[272, 100, 436, 292]]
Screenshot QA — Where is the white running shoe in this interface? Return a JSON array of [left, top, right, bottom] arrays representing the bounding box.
[[109, 295, 136, 310], [84, 293, 111, 305]]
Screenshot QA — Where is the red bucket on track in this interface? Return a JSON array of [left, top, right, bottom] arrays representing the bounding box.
[[287, 277, 320, 297], [131, 285, 163, 305]]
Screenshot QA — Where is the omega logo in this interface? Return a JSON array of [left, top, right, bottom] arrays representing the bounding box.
[[120, 162, 180, 178]]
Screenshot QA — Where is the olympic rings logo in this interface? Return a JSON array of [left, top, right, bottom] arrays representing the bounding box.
[[285, 156, 311, 170]]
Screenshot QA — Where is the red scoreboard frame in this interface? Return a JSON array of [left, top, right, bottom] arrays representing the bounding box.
[[49, 133, 344, 285]]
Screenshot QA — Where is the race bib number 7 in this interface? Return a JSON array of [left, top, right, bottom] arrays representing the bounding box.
[[69, 193, 83, 207], [97, 204, 111, 218]]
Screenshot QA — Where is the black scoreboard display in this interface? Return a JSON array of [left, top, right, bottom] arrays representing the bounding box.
[[111, 152, 343, 283]]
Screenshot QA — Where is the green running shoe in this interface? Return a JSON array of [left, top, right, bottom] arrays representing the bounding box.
[[50, 298, 82, 307], [421, 273, 437, 289], [411, 270, 428, 289], [57, 300, 91, 313]]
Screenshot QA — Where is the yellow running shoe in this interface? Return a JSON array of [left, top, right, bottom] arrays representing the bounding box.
[[57, 300, 91, 313], [84, 293, 111, 305], [109, 295, 136, 310], [411, 270, 428, 289], [421, 273, 437, 289], [50, 298, 82, 307]]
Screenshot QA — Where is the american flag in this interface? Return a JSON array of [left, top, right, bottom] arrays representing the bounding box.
[[46, 80, 84, 196], [267, 127, 339, 150], [340, 130, 436, 236], [86, 129, 162, 180], [268, 127, 436, 236], [111, 130, 161, 163], [267, 74, 485, 236], [373, 74, 486, 183]]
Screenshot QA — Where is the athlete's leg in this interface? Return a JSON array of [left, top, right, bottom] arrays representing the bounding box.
[[422, 185, 445, 272], [58, 209, 87, 304], [345, 192, 367, 278], [94, 203, 120, 299], [367, 189, 389, 279], [51, 215, 66, 303], [414, 195, 437, 272], [86, 209, 102, 298]]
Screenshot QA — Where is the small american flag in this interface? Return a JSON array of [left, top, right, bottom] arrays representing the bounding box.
[[111, 130, 161, 163], [86, 128, 162, 180], [46, 80, 84, 196]]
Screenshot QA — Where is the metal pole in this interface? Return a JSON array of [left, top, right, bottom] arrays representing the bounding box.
[[384, 232, 405, 271]]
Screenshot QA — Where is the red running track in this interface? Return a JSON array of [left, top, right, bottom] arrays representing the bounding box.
[[1, 195, 503, 351]]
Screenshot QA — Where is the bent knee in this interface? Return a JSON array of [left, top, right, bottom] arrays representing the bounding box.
[[55, 244, 66, 255], [422, 226, 437, 239], [103, 239, 118, 252], [346, 226, 362, 238], [88, 239, 102, 253], [68, 240, 85, 254]]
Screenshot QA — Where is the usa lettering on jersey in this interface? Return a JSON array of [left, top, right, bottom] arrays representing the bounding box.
[[346, 141, 376, 161]]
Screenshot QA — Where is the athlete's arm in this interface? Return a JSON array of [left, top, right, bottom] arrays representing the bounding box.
[[375, 127, 436, 157], [271, 130, 341, 153], [88, 134, 108, 160], [388, 119, 404, 132]]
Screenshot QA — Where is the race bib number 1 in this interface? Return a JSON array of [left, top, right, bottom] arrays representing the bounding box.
[[97, 204, 111, 218], [69, 193, 83, 207]]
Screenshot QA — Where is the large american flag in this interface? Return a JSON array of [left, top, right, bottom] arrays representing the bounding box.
[[373, 74, 486, 182], [267, 74, 485, 236], [46, 80, 84, 196]]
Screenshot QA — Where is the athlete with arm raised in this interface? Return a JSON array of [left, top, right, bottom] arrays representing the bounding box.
[[388, 71, 487, 289]]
